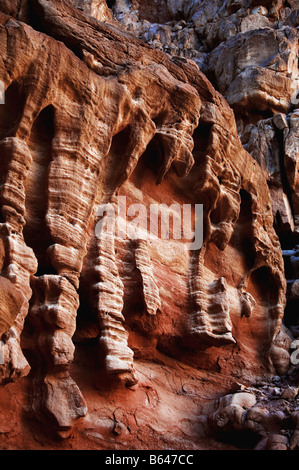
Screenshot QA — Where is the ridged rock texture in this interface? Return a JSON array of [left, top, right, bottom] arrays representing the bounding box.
[[0, 0, 297, 450]]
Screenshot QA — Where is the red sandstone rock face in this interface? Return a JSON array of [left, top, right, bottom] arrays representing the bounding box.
[[0, 0, 297, 450]]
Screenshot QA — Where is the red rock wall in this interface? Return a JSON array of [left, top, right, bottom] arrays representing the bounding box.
[[0, 0, 297, 450]]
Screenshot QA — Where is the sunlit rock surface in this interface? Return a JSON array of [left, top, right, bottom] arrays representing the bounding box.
[[0, 0, 297, 450]]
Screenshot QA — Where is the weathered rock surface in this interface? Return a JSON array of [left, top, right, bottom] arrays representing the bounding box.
[[0, 0, 297, 450]]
